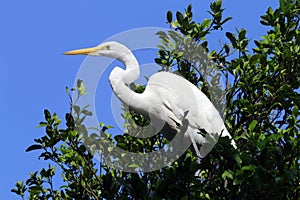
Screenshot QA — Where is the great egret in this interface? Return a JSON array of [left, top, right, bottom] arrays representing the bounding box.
[[64, 41, 236, 160]]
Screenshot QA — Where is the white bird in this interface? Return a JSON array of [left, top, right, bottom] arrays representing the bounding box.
[[64, 41, 236, 161]]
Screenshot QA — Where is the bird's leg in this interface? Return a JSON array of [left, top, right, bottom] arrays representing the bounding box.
[[188, 132, 203, 163], [190, 135, 202, 177], [191, 138, 205, 177]]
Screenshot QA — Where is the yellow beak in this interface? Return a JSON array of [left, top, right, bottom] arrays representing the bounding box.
[[64, 47, 98, 55]]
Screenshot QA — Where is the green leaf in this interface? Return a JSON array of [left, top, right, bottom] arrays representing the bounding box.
[[238, 28, 247, 41], [177, 51, 184, 57], [26, 144, 43, 152], [36, 122, 48, 128], [222, 170, 234, 180], [233, 177, 243, 185], [249, 120, 258, 131], [73, 105, 80, 114], [66, 86, 69, 93], [156, 31, 167, 37], [44, 109, 51, 122], [201, 41, 208, 49], [254, 40, 261, 47], [161, 59, 168, 65], [176, 11, 184, 25], [234, 153, 242, 167], [102, 125, 113, 132], [82, 110, 92, 116], [224, 44, 230, 54], [292, 105, 298, 117], [70, 130, 78, 137], [187, 4, 192, 12], [11, 181, 25, 197], [78, 82, 86, 95], [226, 32, 237, 48], [249, 54, 261, 64], [167, 11, 173, 23], [155, 58, 161, 64], [221, 16, 232, 25], [201, 18, 211, 28], [76, 79, 83, 89], [241, 165, 256, 171]]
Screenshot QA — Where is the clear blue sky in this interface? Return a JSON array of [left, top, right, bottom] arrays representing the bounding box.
[[1, 0, 278, 199]]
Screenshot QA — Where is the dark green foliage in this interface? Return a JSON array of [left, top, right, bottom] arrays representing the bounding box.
[[12, 0, 299, 199]]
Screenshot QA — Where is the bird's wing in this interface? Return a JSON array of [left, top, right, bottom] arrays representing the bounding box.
[[162, 99, 188, 127]]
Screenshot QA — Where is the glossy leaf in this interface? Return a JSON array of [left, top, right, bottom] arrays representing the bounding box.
[[26, 144, 43, 152], [167, 11, 173, 23]]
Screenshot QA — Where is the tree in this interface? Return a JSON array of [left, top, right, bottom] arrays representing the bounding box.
[[12, 0, 299, 199]]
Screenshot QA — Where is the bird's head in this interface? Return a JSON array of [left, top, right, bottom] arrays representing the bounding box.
[[64, 41, 130, 59]]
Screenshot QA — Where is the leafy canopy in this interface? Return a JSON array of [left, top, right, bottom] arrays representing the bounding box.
[[12, 0, 299, 199]]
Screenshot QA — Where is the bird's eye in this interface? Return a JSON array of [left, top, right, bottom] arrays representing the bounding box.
[[105, 46, 110, 50]]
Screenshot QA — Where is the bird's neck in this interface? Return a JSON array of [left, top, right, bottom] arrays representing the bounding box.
[[109, 51, 142, 107], [118, 51, 139, 84]]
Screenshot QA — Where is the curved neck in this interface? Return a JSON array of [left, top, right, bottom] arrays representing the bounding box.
[[109, 50, 142, 107], [118, 50, 140, 84]]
